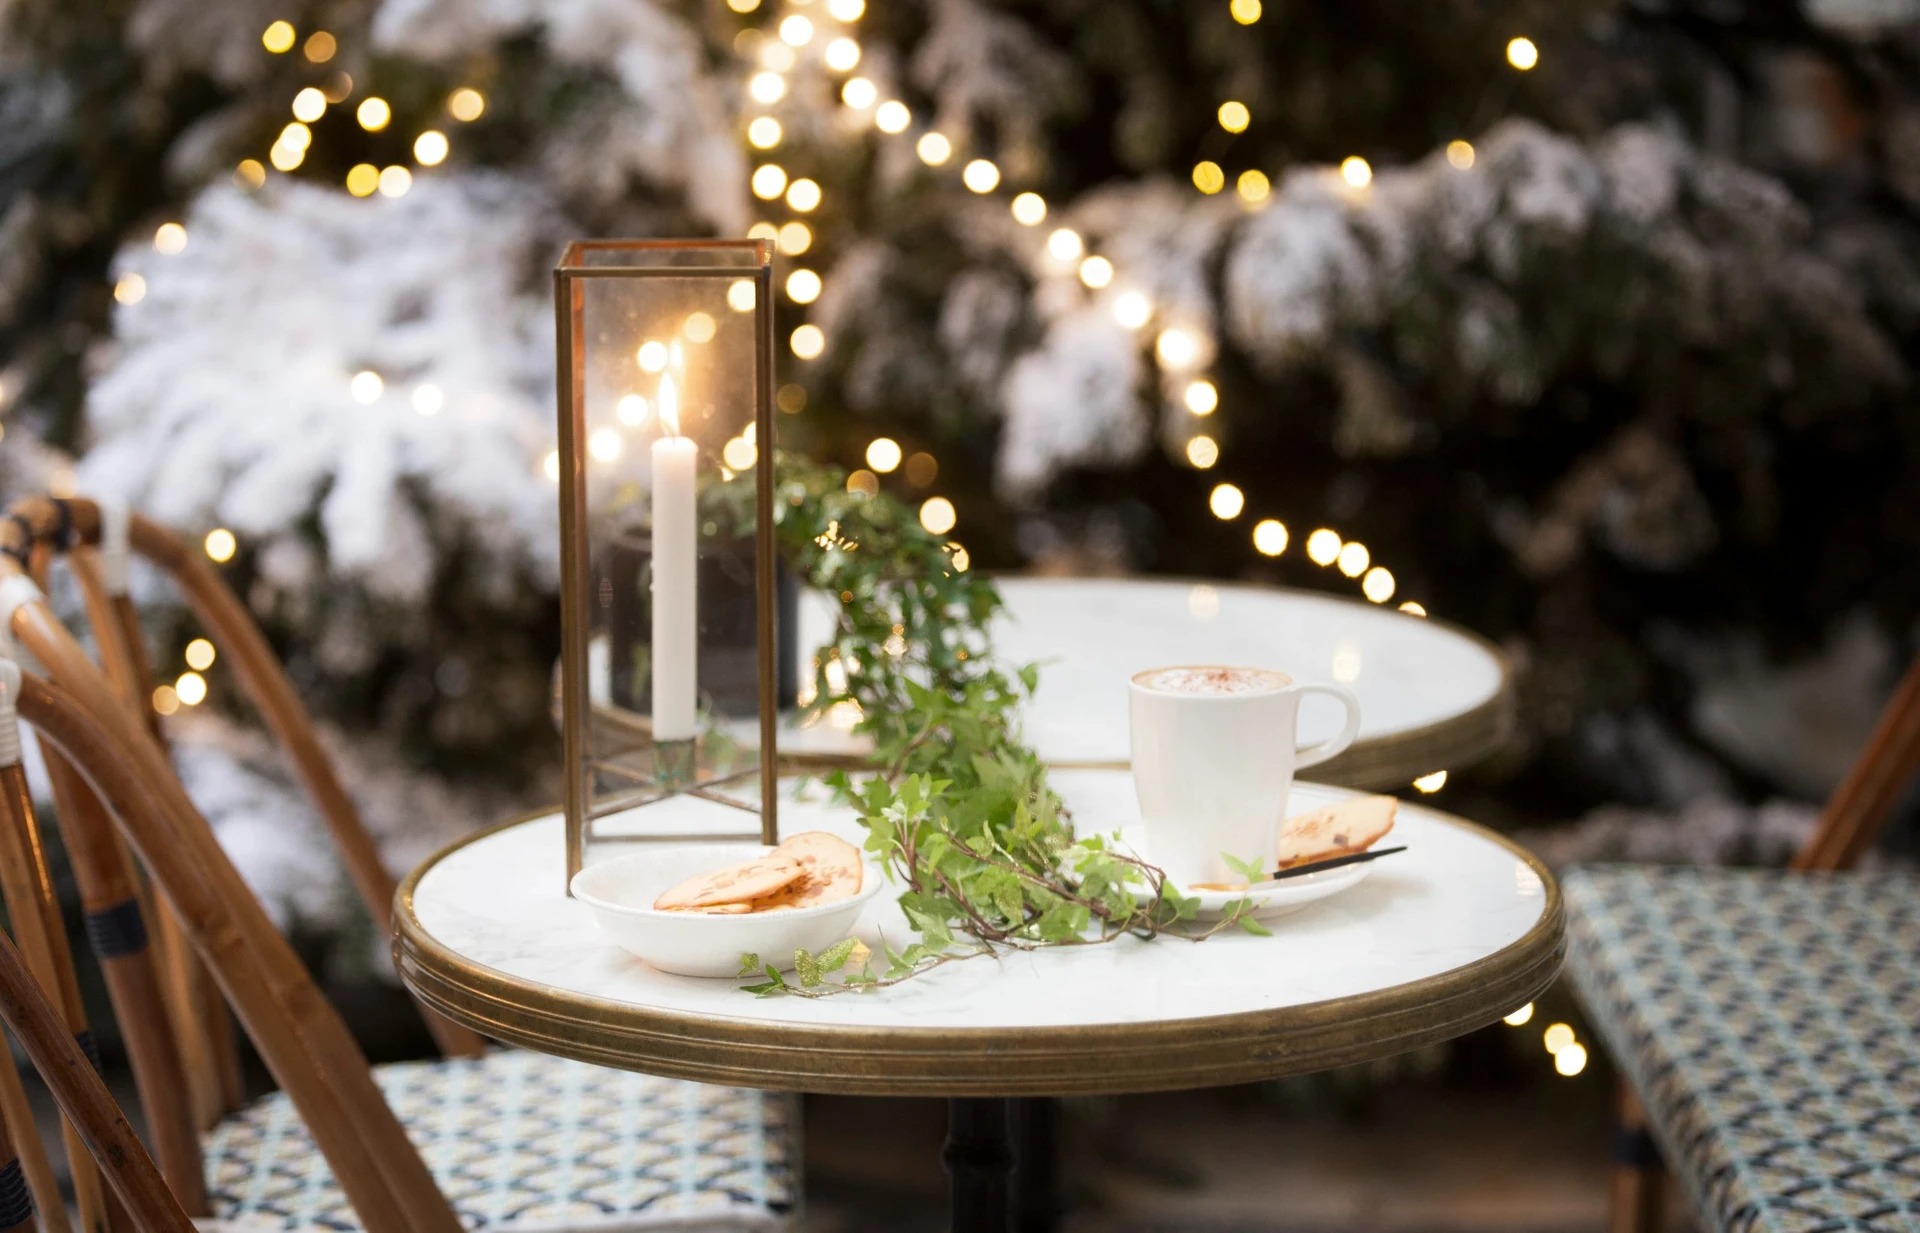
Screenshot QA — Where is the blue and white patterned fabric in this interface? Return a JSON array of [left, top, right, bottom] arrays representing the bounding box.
[[1564, 866, 1920, 1233], [202, 1049, 796, 1231]]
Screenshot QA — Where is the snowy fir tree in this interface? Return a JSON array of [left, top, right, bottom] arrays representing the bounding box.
[[2, 0, 1919, 933]]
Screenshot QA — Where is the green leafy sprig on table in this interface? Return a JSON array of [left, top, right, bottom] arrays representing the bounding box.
[[702, 455, 1266, 996]]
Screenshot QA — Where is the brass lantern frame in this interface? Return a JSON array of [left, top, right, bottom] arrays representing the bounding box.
[[554, 239, 779, 886]]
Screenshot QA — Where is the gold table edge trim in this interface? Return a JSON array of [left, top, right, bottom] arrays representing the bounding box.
[[393, 801, 1562, 1097]]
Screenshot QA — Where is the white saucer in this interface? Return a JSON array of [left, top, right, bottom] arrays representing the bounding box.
[[1181, 859, 1377, 922]]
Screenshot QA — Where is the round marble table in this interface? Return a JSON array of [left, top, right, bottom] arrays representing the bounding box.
[[395, 771, 1561, 1232]]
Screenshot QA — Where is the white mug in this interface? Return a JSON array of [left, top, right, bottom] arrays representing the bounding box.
[[1128, 665, 1362, 887]]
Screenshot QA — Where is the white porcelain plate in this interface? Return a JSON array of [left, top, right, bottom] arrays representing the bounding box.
[[1181, 859, 1377, 922]]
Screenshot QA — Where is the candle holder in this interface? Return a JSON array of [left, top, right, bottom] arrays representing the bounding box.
[[555, 240, 778, 887]]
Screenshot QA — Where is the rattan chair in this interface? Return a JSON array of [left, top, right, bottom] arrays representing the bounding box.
[[0, 498, 796, 1231]]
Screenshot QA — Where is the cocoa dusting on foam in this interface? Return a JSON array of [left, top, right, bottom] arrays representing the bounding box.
[[1141, 666, 1286, 696]]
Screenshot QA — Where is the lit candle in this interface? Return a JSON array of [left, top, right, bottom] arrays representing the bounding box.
[[650, 374, 698, 740]]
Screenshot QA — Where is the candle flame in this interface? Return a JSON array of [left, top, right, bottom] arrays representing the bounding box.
[[657, 374, 681, 436]]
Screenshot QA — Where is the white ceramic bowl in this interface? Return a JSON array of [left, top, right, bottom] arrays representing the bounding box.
[[569, 843, 884, 978]]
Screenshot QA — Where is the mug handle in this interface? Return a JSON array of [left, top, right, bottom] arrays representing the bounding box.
[[1288, 682, 1362, 770]]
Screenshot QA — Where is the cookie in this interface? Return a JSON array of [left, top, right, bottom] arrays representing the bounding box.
[[756, 831, 864, 911], [653, 851, 804, 911], [1277, 795, 1396, 870]]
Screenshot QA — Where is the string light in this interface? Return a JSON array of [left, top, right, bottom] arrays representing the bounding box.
[[1217, 101, 1250, 133], [1186, 436, 1219, 468], [779, 14, 815, 45], [824, 37, 861, 71], [1362, 566, 1396, 602], [415, 131, 450, 166], [874, 101, 911, 133], [269, 142, 303, 171], [542, 451, 561, 482], [1253, 519, 1288, 555], [727, 280, 757, 313], [413, 384, 444, 415], [842, 78, 878, 110], [750, 72, 787, 104], [346, 164, 379, 197], [588, 427, 622, 462], [1446, 140, 1475, 169], [748, 116, 782, 148], [175, 672, 208, 706], [728, 0, 760, 11], [1337, 541, 1370, 577], [1112, 291, 1152, 330], [1236, 170, 1270, 203], [1229, 0, 1261, 23], [683, 312, 717, 343], [1503, 1002, 1535, 1027], [1078, 256, 1114, 289], [1507, 37, 1539, 70], [1555, 1044, 1588, 1077], [261, 20, 296, 53], [962, 159, 1000, 193], [185, 638, 217, 671], [1542, 1023, 1575, 1054], [448, 88, 485, 121], [292, 87, 326, 122], [1046, 228, 1083, 262], [278, 122, 312, 155], [786, 269, 822, 303], [828, 0, 865, 19], [204, 528, 237, 563], [1155, 328, 1200, 369], [1185, 380, 1218, 415], [1209, 484, 1245, 520], [637, 341, 669, 372], [916, 132, 952, 166], [722, 436, 757, 469], [153, 223, 187, 255], [378, 166, 412, 197], [350, 371, 384, 403], [322, 72, 353, 103], [152, 685, 180, 717], [906, 452, 938, 486], [866, 438, 902, 472], [752, 164, 788, 198], [747, 221, 778, 243], [1398, 601, 1428, 617], [1305, 529, 1341, 565], [846, 470, 879, 498], [113, 274, 147, 305], [1192, 161, 1225, 194], [778, 221, 812, 254], [787, 178, 822, 211], [357, 97, 392, 132], [303, 30, 335, 62], [1414, 770, 1448, 793], [1011, 192, 1047, 225], [919, 497, 957, 534], [234, 159, 267, 190], [1341, 156, 1373, 188], [791, 324, 825, 359]]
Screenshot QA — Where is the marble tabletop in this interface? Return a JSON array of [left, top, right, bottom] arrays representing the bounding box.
[[396, 771, 1561, 1096]]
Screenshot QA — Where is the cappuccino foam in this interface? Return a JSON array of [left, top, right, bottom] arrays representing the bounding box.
[[1137, 665, 1288, 696]]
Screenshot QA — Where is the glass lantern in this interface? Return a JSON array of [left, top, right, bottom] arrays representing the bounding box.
[[554, 240, 778, 886]]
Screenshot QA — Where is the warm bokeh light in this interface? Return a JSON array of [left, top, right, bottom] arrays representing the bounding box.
[[1209, 483, 1245, 520], [906, 452, 938, 486], [1543, 1023, 1575, 1054], [1078, 256, 1114, 289], [415, 131, 450, 166], [779, 14, 814, 45], [1337, 540, 1370, 577], [846, 469, 879, 498], [589, 427, 623, 463], [614, 394, 647, 426], [874, 100, 910, 132], [1555, 1044, 1588, 1077], [1155, 328, 1200, 368], [261, 20, 296, 53], [1414, 770, 1448, 793], [154, 222, 187, 255], [727, 280, 757, 313], [378, 165, 412, 197], [916, 132, 953, 166], [786, 269, 822, 304], [234, 159, 267, 190], [778, 221, 812, 254], [448, 88, 486, 122], [1341, 156, 1373, 188], [350, 370, 384, 403], [346, 164, 379, 197], [1011, 192, 1047, 225], [1399, 601, 1428, 617], [1447, 140, 1475, 169], [1185, 380, 1218, 415], [413, 384, 445, 415], [542, 450, 561, 483], [828, 0, 866, 19], [185, 638, 217, 671], [750, 71, 787, 104], [1192, 161, 1225, 194], [322, 72, 353, 103], [748, 116, 782, 148], [113, 274, 147, 305], [751, 163, 788, 199], [636, 340, 669, 372], [842, 77, 878, 109], [1362, 566, 1396, 602], [1230, 0, 1261, 23], [269, 142, 304, 171], [866, 437, 903, 473], [962, 159, 1000, 193], [292, 87, 327, 122], [1046, 228, 1083, 262], [357, 97, 392, 132], [1253, 519, 1288, 556], [787, 178, 822, 211], [747, 220, 778, 242], [1186, 436, 1219, 468], [175, 672, 208, 706], [722, 436, 757, 470], [278, 122, 312, 152], [152, 685, 181, 717], [303, 30, 336, 62], [205, 528, 237, 562], [791, 324, 825, 359], [1503, 1002, 1535, 1027], [919, 497, 957, 534], [1237, 169, 1270, 203], [1507, 36, 1539, 70], [824, 37, 861, 71], [728, 0, 759, 11], [1217, 100, 1250, 133], [1305, 528, 1341, 565], [1112, 291, 1152, 330]]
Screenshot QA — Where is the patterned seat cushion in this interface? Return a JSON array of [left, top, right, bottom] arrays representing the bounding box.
[[1564, 866, 1920, 1233], [202, 1049, 795, 1231]]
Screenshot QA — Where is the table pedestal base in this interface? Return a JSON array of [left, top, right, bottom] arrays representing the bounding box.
[[945, 1098, 1014, 1233]]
